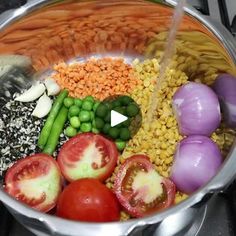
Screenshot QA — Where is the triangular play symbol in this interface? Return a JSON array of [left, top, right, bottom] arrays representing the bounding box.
[[111, 110, 128, 127]]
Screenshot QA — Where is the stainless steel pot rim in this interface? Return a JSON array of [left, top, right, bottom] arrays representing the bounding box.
[[0, 183, 212, 230], [0, 0, 235, 234]]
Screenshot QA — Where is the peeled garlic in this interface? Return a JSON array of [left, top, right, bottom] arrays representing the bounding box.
[[15, 82, 45, 102], [32, 93, 52, 118], [44, 78, 61, 96]]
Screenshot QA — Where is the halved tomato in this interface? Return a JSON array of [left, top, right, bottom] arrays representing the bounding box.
[[5, 153, 62, 213], [114, 155, 176, 218], [57, 133, 118, 182]]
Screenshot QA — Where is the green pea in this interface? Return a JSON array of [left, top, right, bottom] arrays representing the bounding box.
[[74, 98, 83, 107], [112, 100, 122, 108], [84, 95, 95, 103], [68, 112, 72, 120], [69, 105, 80, 117], [90, 111, 95, 121], [114, 106, 126, 115], [92, 119, 96, 127], [82, 100, 93, 111], [65, 126, 77, 137], [122, 118, 131, 127], [104, 112, 111, 123], [93, 101, 100, 112], [120, 96, 134, 106], [103, 101, 113, 110], [92, 127, 100, 134], [103, 123, 111, 134], [120, 128, 131, 141], [108, 127, 120, 139], [79, 110, 91, 122], [126, 103, 140, 117], [94, 117, 104, 130], [95, 103, 109, 118], [70, 116, 81, 128], [115, 139, 126, 151], [63, 97, 74, 108], [80, 122, 92, 132]]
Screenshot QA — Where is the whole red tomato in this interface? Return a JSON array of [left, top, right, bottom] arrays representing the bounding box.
[[57, 178, 120, 222]]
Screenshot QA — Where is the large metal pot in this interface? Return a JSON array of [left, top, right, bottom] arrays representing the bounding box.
[[0, 0, 235, 235]]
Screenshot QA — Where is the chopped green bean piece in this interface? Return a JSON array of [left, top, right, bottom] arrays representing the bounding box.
[[42, 106, 68, 155], [38, 89, 68, 149]]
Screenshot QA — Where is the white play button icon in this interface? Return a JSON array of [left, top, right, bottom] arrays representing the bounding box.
[[111, 110, 128, 127]]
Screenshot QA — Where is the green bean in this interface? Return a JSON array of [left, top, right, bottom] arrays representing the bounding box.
[[38, 89, 68, 149], [43, 106, 68, 155]]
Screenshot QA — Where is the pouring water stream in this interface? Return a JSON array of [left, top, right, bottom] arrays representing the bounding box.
[[147, 0, 186, 124]]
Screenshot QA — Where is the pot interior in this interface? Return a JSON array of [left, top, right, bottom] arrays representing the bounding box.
[[0, 0, 235, 223]]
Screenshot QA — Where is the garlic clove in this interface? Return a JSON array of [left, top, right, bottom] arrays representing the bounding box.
[[44, 78, 61, 96], [15, 82, 45, 102], [32, 93, 52, 118]]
